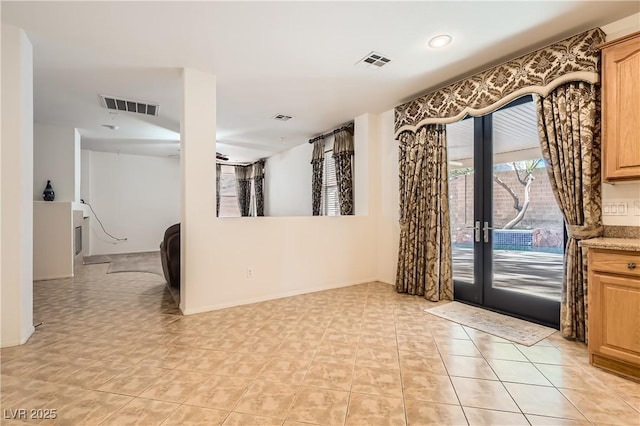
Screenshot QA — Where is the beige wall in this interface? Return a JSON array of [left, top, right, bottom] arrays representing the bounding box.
[[180, 67, 384, 314], [264, 141, 313, 216], [376, 109, 400, 285], [84, 150, 181, 256], [33, 124, 80, 203], [33, 202, 73, 280]]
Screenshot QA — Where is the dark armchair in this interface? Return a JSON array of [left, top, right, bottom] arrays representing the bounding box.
[[160, 223, 180, 290]]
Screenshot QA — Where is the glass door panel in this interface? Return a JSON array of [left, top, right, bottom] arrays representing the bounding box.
[[447, 96, 561, 328], [490, 100, 564, 303], [447, 117, 480, 303]]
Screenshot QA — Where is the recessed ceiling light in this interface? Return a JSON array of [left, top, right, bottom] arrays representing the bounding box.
[[428, 34, 452, 48], [101, 124, 119, 130]]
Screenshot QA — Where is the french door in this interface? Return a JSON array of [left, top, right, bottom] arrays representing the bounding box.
[[447, 96, 563, 328]]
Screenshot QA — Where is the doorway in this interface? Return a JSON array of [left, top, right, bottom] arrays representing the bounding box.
[[447, 96, 563, 328]]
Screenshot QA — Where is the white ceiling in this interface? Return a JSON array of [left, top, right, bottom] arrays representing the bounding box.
[[2, 1, 638, 162]]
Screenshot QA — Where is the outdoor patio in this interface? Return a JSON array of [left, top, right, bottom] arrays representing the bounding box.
[[452, 246, 564, 300]]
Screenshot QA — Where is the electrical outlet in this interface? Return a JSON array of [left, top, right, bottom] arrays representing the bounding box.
[[247, 267, 253, 278], [634, 201, 640, 216], [617, 202, 628, 216], [602, 201, 629, 216]]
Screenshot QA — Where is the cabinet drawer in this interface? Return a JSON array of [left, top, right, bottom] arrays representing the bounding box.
[[590, 250, 640, 277]]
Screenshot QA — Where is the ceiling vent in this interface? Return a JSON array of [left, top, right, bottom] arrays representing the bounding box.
[[100, 95, 159, 116], [272, 114, 293, 121], [356, 51, 392, 69]]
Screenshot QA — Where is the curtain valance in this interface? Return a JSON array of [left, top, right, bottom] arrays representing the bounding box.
[[334, 129, 354, 155], [311, 138, 325, 162], [253, 159, 266, 179], [394, 28, 605, 136], [234, 164, 253, 181]]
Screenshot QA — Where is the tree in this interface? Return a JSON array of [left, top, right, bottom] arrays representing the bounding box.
[[449, 167, 473, 178], [494, 159, 542, 229]]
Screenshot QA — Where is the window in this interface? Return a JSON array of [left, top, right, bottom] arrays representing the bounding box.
[[322, 150, 340, 216], [218, 165, 241, 217]]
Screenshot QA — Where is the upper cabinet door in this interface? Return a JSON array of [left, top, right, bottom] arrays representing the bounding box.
[[601, 32, 640, 182]]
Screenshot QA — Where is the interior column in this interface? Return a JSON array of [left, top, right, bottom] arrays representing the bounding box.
[[180, 68, 217, 314], [1, 25, 35, 347]]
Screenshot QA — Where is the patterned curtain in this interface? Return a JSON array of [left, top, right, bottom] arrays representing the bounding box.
[[395, 125, 453, 301], [216, 163, 221, 217], [394, 28, 604, 133], [334, 129, 354, 215], [253, 160, 266, 217], [235, 165, 252, 217], [311, 138, 325, 216], [536, 82, 603, 342]]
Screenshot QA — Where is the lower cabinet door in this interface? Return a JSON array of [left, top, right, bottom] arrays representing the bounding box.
[[589, 272, 640, 367]]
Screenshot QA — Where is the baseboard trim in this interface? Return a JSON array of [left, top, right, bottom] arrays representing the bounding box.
[[22, 326, 34, 344], [34, 273, 73, 281], [1, 325, 35, 348], [181, 278, 378, 315]]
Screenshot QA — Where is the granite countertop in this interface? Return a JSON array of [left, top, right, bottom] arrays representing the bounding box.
[[580, 237, 640, 252]]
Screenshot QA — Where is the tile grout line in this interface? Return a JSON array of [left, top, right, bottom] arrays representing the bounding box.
[[470, 326, 589, 425], [12, 276, 639, 426], [394, 302, 410, 426]]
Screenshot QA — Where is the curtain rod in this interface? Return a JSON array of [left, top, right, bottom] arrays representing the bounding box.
[[217, 161, 252, 166], [308, 122, 354, 144], [217, 158, 266, 166]]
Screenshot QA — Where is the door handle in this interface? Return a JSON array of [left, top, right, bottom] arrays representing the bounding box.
[[463, 221, 482, 242], [483, 221, 495, 243]]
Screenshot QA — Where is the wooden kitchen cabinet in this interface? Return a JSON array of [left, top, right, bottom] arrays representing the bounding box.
[[588, 248, 640, 381], [600, 31, 640, 182]]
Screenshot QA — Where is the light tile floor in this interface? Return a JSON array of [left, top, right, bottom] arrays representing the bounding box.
[[1, 264, 639, 425]]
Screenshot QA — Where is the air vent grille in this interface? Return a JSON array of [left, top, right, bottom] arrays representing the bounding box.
[[272, 114, 293, 121], [100, 95, 159, 116], [356, 51, 392, 69]]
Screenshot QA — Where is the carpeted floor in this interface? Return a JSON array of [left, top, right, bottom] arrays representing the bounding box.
[[84, 251, 164, 277]]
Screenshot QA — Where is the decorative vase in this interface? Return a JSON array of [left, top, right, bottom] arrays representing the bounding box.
[[42, 180, 55, 201]]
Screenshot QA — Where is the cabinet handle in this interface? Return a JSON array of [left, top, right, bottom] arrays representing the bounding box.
[[629, 262, 637, 270]]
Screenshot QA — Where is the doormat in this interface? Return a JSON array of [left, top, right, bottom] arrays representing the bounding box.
[[425, 302, 556, 346]]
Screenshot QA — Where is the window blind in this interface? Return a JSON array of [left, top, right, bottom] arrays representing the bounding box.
[[323, 151, 340, 216]]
